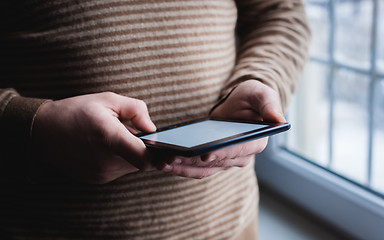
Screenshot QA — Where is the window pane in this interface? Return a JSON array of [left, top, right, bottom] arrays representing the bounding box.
[[377, 0, 384, 74], [284, 62, 330, 166], [281, 0, 384, 198], [372, 79, 384, 194], [334, 0, 372, 69], [331, 68, 370, 184], [306, 0, 330, 59]]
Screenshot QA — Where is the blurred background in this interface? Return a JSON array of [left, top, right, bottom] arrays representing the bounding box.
[[257, 0, 384, 239]]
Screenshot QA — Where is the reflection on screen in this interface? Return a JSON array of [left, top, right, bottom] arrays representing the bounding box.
[[139, 120, 265, 148]]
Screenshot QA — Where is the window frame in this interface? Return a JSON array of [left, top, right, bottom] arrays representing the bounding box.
[[256, 138, 384, 239]]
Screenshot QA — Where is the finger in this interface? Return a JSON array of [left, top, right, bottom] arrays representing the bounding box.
[[201, 138, 268, 162], [161, 164, 227, 179], [167, 139, 266, 168], [175, 155, 253, 169], [250, 83, 286, 122], [109, 93, 157, 133], [165, 155, 201, 165], [260, 100, 286, 122]]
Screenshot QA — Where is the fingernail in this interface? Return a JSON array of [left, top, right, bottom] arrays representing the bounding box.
[[149, 121, 157, 132], [162, 164, 173, 172], [208, 155, 217, 162]]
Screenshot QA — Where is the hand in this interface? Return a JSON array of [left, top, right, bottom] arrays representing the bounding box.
[[159, 80, 285, 179], [32, 92, 157, 184]]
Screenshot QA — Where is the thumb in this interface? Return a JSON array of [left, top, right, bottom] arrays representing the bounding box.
[[262, 104, 286, 122], [250, 83, 286, 122]]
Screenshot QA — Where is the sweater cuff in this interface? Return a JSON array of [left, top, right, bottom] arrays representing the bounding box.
[[2, 96, 49, 139], [0, 96, 50, 180]]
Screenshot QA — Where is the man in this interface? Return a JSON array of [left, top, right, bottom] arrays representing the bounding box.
[[0, 0, 310, 239]]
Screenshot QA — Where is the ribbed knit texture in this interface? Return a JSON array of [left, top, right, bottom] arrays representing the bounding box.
[[0, 0, 310, 239]]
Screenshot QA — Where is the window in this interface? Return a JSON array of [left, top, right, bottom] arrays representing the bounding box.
[[256, 0, 384, 239], [286, 0, 384, 195]]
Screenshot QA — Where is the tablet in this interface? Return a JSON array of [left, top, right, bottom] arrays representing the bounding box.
[[137, 118, 290, 157]]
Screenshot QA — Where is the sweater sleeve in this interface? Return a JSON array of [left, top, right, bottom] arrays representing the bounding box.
[[223, 0, 311, 111], [0, 88, 49, 179]]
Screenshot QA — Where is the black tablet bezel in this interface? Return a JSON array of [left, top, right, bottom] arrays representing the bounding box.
[[137, 118, 290, 157]]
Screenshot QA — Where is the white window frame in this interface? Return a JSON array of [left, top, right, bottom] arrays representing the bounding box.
[[256, 137, 384, 239]]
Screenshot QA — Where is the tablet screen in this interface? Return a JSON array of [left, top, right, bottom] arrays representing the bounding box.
[[139, 120, 266, 148]]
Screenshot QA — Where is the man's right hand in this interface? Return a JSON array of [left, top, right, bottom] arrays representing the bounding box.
[[32, 92, 157, 184]]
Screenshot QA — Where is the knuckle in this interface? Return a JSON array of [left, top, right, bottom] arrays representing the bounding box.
[[190, 157, 199, 166], [207, 160, 218, 168], [100, 91, 117, 100], [134, 99, 148, 111], [214, 159, 226, 168]]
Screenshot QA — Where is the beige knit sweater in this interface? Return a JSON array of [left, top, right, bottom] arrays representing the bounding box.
[[0, 0, 310, 239]]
